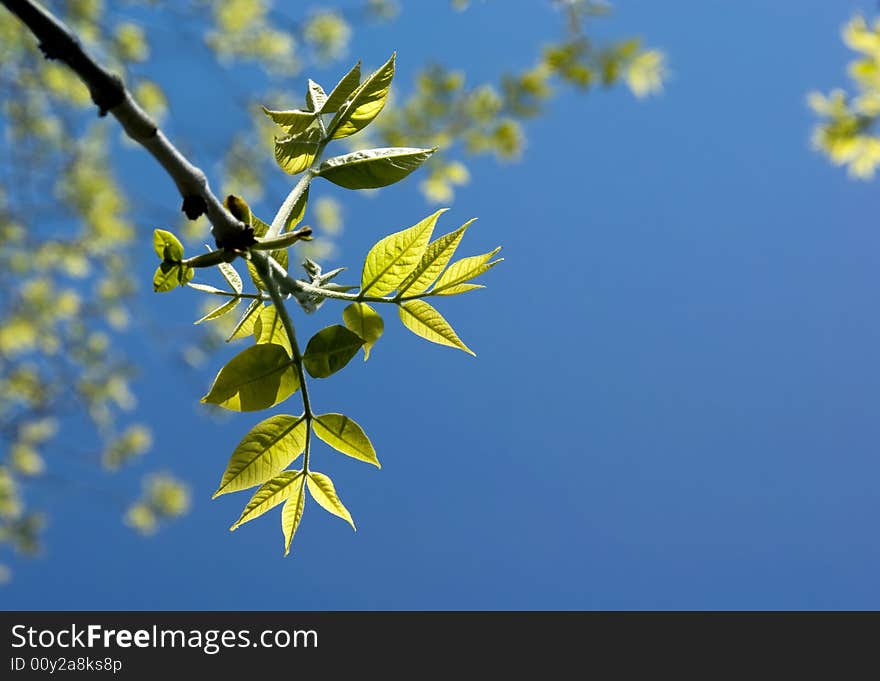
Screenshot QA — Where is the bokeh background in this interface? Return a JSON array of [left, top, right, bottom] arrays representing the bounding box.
[[3, 1, 880, 609]]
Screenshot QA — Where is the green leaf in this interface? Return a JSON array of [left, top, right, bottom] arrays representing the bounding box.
[[342, 303, 384, 360], [397, 219, 474, 296], [230, 470, 303, 530], [361, 209, 445, 295], [306, 472, 355, 530], [214, 415, 307, 498], [431, 247, 503, 295], [153, 229, 183, 261], [194, 296, 240, 324], [317, 147, 436, 190], [153, 261, 193, 292], [253, 305, 291, 355], [262, 106, 316, 135], [218, 262, 243, 294], [312, 413, 379, 467], [302, 325, 364, 378], [327, 53, 394, 139], [306, 79, 327, 112], [430, 283, 485, 296], [227, 299, 263, 342], [187, 282, 226, 294], [281, 477, 306, 556], [201, 344, 299, 411], [398, 300, 474, 355], [275, 129, 322, 175], [323, 61, 361, 113]]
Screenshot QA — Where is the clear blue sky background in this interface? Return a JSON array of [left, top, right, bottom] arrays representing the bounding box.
[[6, 0, 880, 610]]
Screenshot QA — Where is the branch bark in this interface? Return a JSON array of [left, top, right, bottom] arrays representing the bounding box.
[[0, 0, 249, 248]]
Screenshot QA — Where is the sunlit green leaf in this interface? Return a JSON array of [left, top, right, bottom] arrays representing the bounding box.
[[327, 53, 394, 138], [262, 106, 316, 135], [307, 472, 355, 530], [275, 129, 322, 175], [247, 216, 289, 291], [323, 61, 361, 113], [187, 282, 226, 294], [306, 79, 327, 111], [153, 261, 192, 292], [430, 283, 485, 296], [398, 219, 473, 295], [361, 209, 444, 295], [230, 470, 303, 530], [253, 304, 291, 355], [214, 415, 307, 498], [153, 229, 183, 261], [312, 413, 380, 467], [342, 302, 384, 360], [431, 247, 502, 295], [317, 147, 435, 189], [227, 299, 264, 342], [201, 344, 298, 411], [282, 476, 306, 556], [218, 262, 243, 294], [398, 300, 474, 355], [302, 325, 364, 378], [194, 296, 240, 324]]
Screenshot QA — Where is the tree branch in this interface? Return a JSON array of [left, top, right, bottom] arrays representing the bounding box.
[[0, 0, 248, 247]]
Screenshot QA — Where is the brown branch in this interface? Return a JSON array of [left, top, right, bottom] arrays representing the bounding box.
[[0, 0, 251, 248]]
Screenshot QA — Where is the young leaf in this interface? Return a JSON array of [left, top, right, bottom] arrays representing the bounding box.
[[397, 219, 474, 296], [323, 61, 361, 113], [312, 413, 380, 467], [275, 129, 322, 175], [153, 261, 192, 292], [187, 282, 226, 294], [227, 299, 264, 342], [430, 283, 485, 296], [302, 325, 364, 378], [253, 305, 292, 355], [306, 79, 327, 112], [306, 472, 355, 530], [317, 147, 436, 190], [327, 53, 395, 139], [194, 296, 241, 324], [282, 478, 307, 556], [262, 106, 316, 135], [431, 247, 503, 295], [214, 415, 307, 498], [361, 209, 445, 295], [398, 300, 475, 355], [201, 344, 299, 411], [269, 174, 311, 238], [230, 470, 303, 530], [153, 229, 183, 261], [218, 262, 243, 294], [342, 302, 384, 360]]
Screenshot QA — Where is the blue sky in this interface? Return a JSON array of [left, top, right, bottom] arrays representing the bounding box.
[[6, 1, 880, 610]]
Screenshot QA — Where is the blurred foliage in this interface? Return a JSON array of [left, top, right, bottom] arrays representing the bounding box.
[[811, 15, 880, 178], [0, 0, 663, 578]]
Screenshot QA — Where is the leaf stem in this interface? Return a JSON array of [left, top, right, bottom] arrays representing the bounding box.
[[251, 252, 313, 474]]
